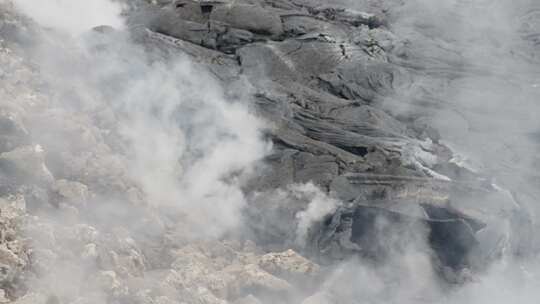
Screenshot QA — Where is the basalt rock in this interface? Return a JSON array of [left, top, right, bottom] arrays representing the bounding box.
[[129, 0, 532, 276]]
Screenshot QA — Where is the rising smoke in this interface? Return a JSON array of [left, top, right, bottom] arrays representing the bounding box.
[[12, 0, 270, 238], [12, 0, 125, 35]]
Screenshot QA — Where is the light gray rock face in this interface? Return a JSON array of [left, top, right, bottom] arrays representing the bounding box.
[[0, 110, 29, 154], [0, 145, 54, 189], [52, 180, 89, 208], [234, 295, 263, 304]]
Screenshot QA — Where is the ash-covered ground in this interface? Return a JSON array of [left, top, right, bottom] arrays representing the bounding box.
[[1, 0, 540, 303]]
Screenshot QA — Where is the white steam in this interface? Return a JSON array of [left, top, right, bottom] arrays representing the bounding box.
[[12, 0, 124, 35], [293, 183, 339, 247], [12, 0, 270, 237], [115, 58, 270, 237]]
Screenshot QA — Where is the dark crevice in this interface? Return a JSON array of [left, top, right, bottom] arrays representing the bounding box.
[[338, 145, 369, 157], [421, 203, 486, 232], [201, 5, 213, 14]]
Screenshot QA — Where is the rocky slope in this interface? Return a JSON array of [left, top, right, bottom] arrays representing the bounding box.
[[1, 0, 540, 303]]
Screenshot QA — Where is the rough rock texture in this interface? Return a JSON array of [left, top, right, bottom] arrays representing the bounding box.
[[131, 0, 538, 282], [1, 0, 539, 303]]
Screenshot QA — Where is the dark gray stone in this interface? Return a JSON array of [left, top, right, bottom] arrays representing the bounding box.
[[32, 0, 535, 281], [210, 3, 284, 36]]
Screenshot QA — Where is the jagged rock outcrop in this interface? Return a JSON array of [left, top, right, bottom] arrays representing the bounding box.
[[129, 0, 530, 276], [1, 0, 539, 303]]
